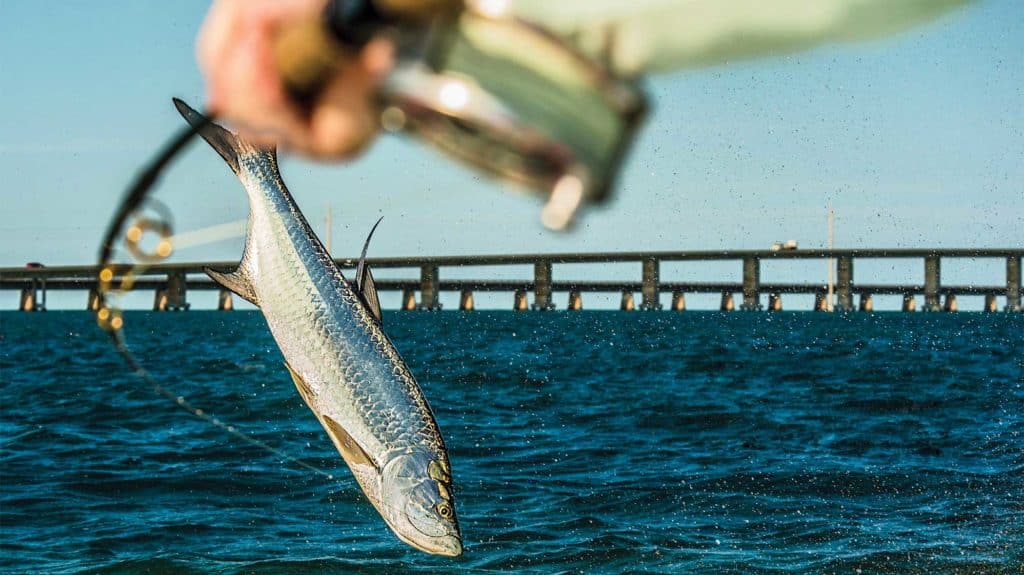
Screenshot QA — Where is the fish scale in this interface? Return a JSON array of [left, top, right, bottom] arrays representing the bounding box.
[[251, 152, 444, 448], [249, 157, 443, 492]]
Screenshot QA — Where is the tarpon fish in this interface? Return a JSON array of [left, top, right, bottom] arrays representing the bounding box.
[[173, 99, 462, 556]]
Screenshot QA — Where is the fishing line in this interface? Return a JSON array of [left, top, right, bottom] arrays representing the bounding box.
[[111, 331, 445, 527], [96, 109, 335, 482], [112, 333, 335, 480], [167, 218, 247, 250]]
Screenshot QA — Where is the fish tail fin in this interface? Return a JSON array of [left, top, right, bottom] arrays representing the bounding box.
[[172, 98, 271, 174]]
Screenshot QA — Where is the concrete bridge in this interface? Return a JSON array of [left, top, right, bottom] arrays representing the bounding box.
[[2, 248, 1021, 312]]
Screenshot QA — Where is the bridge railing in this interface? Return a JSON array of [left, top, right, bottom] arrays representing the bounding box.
[[1, 249, 1020, 312]]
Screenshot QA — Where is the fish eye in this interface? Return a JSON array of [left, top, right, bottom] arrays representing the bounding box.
[[436, 502, 454, 521]]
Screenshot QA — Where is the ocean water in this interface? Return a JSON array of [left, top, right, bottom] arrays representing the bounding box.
[[1, 310, 1021, 574]]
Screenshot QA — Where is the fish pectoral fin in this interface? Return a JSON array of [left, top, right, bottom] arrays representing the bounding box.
[[205, 266, 259, 306], [322, 415, 379, 472]]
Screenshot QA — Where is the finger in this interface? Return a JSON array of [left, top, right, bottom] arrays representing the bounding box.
[[215, 26, 298, 137], [253, 0, 326, 22], [296, 37, 395, 158], [201, 0, 327, 114], [305, 61, 380, 158], [361, 36, 396, 78], [197, 0, 244, 83], [376, 0, 461, 18]]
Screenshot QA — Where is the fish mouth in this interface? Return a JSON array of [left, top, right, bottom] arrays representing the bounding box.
[[432, 534, 463, 557], [399, 501, 463, 556], [400, 532, 463, 557]]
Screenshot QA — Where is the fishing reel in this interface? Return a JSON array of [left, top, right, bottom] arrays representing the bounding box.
[[278, 0, 648, 230]]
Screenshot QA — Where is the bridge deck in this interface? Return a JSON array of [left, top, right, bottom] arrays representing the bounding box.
[[2, 248, 1020, 311]]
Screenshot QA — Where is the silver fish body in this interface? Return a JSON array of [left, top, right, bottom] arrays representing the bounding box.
[[174, 100, 461, 556]]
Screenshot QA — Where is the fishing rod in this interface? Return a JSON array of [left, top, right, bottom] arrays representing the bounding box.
[[94, 0, 646, 475], [91, 0, 412, 481]]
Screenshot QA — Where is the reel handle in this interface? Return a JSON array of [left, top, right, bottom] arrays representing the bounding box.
[[272, 0, 456, 104], [272, 19, 349, 105]]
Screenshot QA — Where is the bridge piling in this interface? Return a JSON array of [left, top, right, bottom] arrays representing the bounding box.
[[671, 291, 686, 311], [401, 288, 417, 311], [837, 256, 854, 311], [19, 287, 37, 311], [567, 289, 583, 311], [924, 256, 941, 312], [513, 290, 528, 311], [620, 291, 635, 311], [720, 292, 735, 312], [902, 293, 917, 312], [859, 293, 874, 312], [153, 289, 168, 311], [1007, 256, 1021, 312], [217, 289, 234, 311], [18, 278, 45, 311], [533, 261, 554, 310], [87, 288, 101, 311], [984, 294, 998, 312], [813, 292, 828, 311], [419, 265, 440, 310], [153, 271, 189, 311], [943, 293, 957, 312], [640, 257, 661, 310], [741, 257, 761, 310]]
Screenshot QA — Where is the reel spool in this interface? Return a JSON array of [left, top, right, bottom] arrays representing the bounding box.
[[378, 4, 647, 229]]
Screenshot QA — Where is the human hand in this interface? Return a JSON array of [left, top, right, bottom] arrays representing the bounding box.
[[197, 0, 395, 159]]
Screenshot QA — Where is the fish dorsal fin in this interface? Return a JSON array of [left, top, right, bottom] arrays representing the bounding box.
[[283, 362, 379, 472], [355, 217, 383, 290], [360, 267, 382, 324], [355, 217, 384, 324], [205, 266, 259, 306]]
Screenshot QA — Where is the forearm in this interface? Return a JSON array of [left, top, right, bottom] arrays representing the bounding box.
[[507, 0, 973, 75]]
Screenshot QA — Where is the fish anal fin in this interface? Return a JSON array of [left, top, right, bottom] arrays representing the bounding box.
[[323, 415, 379, 471], [360, 266, 383, 324], [206, 266, 258, 306]]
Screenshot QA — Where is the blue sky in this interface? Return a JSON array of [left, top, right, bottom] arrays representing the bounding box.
[[0, 0, 1021, 309]]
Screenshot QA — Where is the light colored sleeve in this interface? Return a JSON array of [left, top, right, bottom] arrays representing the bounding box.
[[505, 0, 974, 75]]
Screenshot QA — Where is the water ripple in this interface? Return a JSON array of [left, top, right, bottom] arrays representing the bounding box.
[[1, 310, 1021, 574]]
